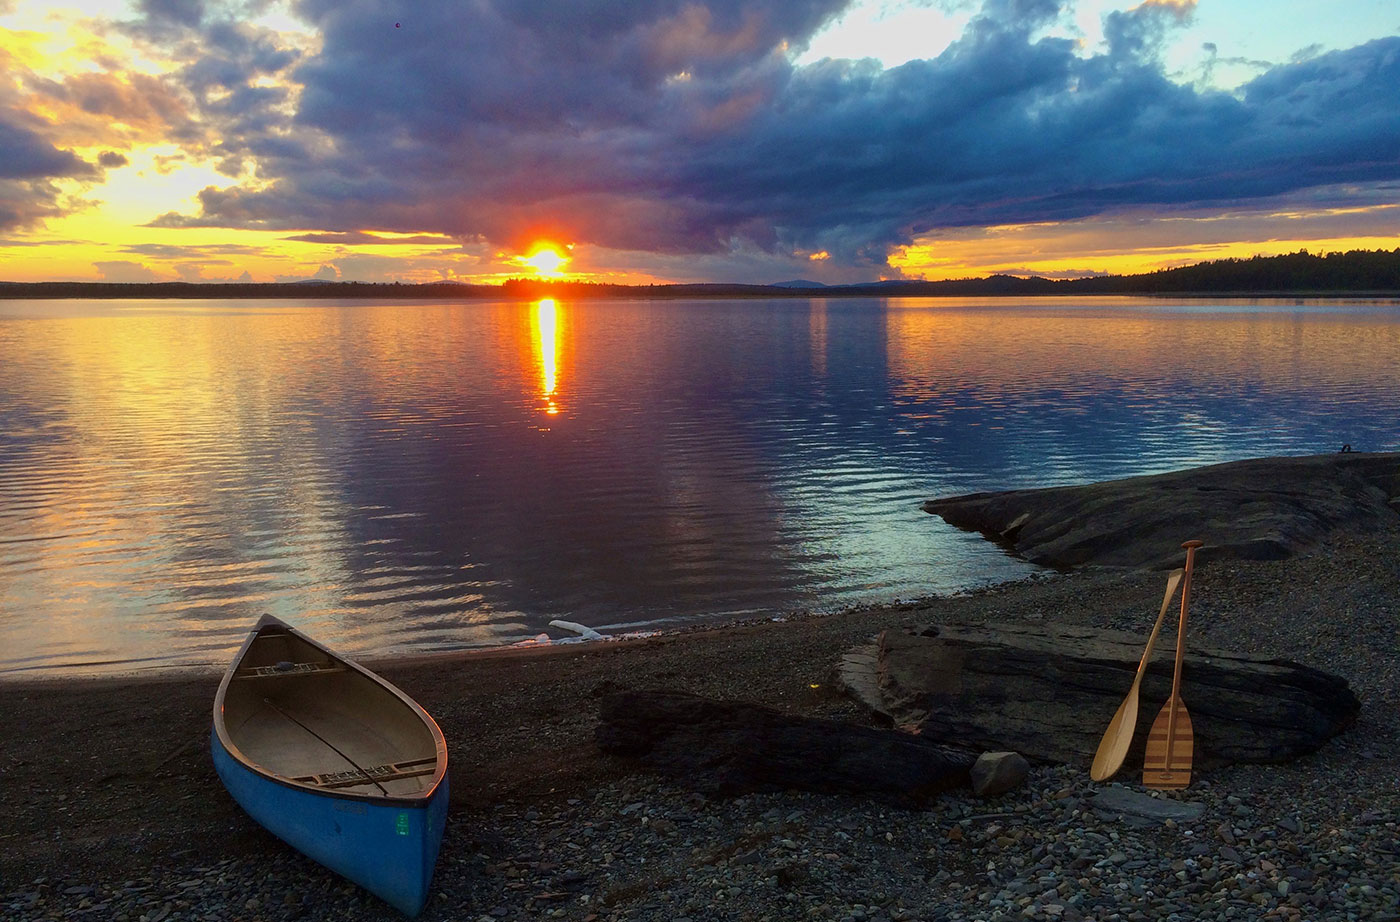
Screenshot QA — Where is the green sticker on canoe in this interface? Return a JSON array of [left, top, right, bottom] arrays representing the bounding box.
[[396, 812, 410, 836]]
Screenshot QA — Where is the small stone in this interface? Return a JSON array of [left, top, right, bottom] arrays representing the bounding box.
[[971, 752, 1030, 797]]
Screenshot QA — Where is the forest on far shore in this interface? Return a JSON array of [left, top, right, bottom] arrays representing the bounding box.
[[3, 247, 1399, 301]]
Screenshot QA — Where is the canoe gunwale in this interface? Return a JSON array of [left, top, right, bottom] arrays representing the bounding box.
[[212, 614, 447, 807]]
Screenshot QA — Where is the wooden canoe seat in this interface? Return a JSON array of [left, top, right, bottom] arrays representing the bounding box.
[[293, 757, 437, 790], [235, 661, 346, 679]]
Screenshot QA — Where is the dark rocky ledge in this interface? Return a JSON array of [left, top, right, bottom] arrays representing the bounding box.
[[923, 451, 1400, 570], [839, 622, 1360, 769]]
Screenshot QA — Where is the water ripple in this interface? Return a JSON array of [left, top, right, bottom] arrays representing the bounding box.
[[1, 296, 1398, 676]]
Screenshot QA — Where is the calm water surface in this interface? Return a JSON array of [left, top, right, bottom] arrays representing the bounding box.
[[2, 296, 1398, 677]]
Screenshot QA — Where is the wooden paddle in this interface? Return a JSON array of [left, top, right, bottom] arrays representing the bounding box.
[[1089, 566, 1184, 781], [1143, 539, 1204, 789]]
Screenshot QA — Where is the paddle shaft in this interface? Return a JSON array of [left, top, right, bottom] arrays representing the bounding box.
[[1088, 568, 1183, 781], [1162, 541, 1202, 766], [1133, 570, 1182, 680]]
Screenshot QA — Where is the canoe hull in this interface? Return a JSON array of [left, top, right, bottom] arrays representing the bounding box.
[[212, 727, 448, 915], [211, 614, 449, 916]]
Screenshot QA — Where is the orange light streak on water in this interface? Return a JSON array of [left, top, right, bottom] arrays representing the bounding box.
[[533, 298, 561, 415]]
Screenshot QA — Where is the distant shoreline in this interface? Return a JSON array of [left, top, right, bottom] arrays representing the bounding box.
[[3, 281, 1400, 301], [4, 247, 1400, 301]]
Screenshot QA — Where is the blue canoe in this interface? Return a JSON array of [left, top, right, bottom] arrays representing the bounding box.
[[211, 615, 449, 916]]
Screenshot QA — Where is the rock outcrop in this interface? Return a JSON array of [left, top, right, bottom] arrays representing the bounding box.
[[922, 451, 1400, 570]]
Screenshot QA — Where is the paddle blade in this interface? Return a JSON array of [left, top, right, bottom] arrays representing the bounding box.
[[1089, 690, 1137, 781], [1142, 696, 1194, 789]]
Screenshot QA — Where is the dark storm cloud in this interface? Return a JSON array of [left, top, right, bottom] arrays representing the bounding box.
[[0, 116, 96, 232], [0, 119, 96, 181], [156, 0, 1400, 269]]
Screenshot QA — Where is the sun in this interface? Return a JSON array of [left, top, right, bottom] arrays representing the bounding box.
[[520, 243, 570, 278]]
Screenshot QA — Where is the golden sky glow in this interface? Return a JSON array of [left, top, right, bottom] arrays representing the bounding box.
[[1, 2, 1397, 286], [888, 204, 1400, 281]]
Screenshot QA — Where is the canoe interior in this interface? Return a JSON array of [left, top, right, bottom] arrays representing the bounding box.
[[222, 625, 439, 798]]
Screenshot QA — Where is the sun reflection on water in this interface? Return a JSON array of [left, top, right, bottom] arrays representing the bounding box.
[[532, 297, 560, 415]]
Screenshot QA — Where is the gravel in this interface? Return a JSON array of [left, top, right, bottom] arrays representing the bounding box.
[[3, 530, 1397, 922], [8, 765, 1397, 922]]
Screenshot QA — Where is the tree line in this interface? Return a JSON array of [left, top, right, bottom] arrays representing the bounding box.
[[3, 248, 1398, 300]]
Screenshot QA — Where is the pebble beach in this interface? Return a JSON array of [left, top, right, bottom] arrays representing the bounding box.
[[3, 529, 1398, 922]]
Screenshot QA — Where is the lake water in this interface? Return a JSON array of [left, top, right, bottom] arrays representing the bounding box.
[[2, 296, 1398, 678]]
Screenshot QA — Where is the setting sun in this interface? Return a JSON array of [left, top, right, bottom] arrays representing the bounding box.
[[521, 245, 570, 278]]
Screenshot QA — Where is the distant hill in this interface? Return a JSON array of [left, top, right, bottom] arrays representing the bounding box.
[[3, 248, 1398, 300]]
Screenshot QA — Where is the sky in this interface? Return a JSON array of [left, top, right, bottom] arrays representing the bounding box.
[[1, 0, 1398, 285]]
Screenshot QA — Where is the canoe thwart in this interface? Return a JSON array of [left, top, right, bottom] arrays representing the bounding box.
[[234, 660, 347, 679], [294, 757, 438, 790]]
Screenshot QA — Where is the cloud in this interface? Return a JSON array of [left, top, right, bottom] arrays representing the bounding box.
[[121, 241, 267, 257], [29, 71, 191, 142], [0, 36, 188, 232], [281, 231, 460, 246], [0, 237, 87, 247], [174, 258, 237, 281], [94, 260, 161, 282], [110, 5, 306, 177], [0, 120, 96, 181], [138, 0, 206, 30], [133, 0, 1400, 278], [1, 77, 101, 234]]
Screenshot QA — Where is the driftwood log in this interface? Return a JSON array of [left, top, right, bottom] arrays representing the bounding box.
[[922, 451, 1400, 570], [595, 690, 975, 805], [839, 622, 1360, 768]]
